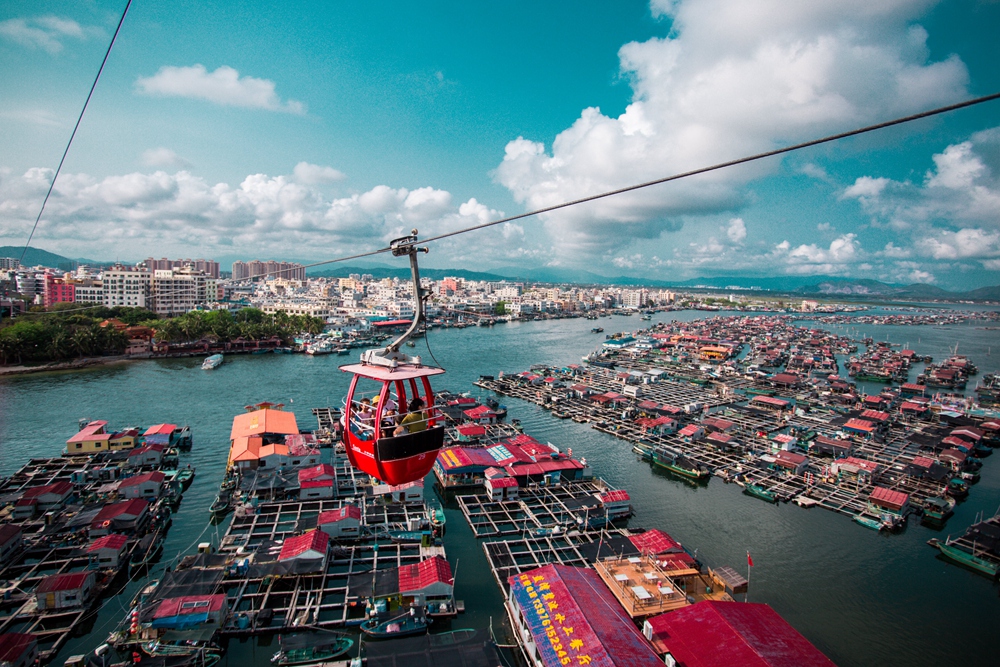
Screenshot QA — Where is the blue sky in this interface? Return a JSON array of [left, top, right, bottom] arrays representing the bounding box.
[[2, 0, 1000, 289]]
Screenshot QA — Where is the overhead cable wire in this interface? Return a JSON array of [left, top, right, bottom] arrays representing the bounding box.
[[13, 92, 1000, 295], [229, 91, 1000, 282], [18, 0, 134, 264]]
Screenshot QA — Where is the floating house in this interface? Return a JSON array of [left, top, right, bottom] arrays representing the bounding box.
[[868, 486, 910, 518], [228, 404, 302, 470], [398, 556, 454, 612], [0, 633, 38, 667], [506, 564, 663, 667], [35, 571, 95, 611], [0, 525, 23, 564], [118, 471, 165, 499], [278, 529, 329, 572], [90, 498, 149, 536], [87, 534, 129, 568], [151, 594, 229, 630], [126, 444, 165, 468], [485, 475, 519, 500], [642, 601, 836, 667], [317, 505, 363, 540], [298, 464, 336, 500]]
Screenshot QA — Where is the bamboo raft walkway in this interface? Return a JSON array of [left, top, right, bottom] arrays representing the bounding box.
[[220, 497, 432, 551]]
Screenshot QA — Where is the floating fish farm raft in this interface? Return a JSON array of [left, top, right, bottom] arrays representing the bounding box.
[[474, 315, 999, 540], [0, 422, 192, 663]]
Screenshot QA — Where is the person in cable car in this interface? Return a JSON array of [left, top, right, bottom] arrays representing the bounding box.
[[395, 398, 428, 435]]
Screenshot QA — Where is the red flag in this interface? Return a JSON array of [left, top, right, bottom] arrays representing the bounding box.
[[747, 551, 754, 567]]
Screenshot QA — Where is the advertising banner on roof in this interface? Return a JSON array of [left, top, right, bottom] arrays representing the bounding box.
[[509, 571, 609, 667]]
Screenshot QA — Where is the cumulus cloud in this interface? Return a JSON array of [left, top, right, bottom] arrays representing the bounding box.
[[292, 162, 346, 184], [0, 166, 512, 264], [0, 15, 97, 54], [136, 65, 305, 114], [726, 218, 747, 243], [845, 129, 1000, 228], [141, 148, 192, 169], [495, 0, 968, 258]]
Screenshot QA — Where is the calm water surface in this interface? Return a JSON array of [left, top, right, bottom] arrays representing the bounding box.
[[2, 310, 999, 667]]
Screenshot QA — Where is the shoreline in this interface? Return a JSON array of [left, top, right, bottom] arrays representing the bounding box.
[[0, 355, 138, 376]]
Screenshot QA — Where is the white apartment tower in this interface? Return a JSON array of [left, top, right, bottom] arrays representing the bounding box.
[[102, 266, 152, 308]]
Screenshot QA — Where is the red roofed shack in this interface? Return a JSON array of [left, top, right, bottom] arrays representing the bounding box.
[[35, 571, 95, 611], [506, 564, 663, 667], [642, 600, 836, 667], [0, 633, 38, 667], [87, 534, 128, 568], [278, 529, 329, 571], [868, 486, 910, 516], [317, 506, 363, 540], [399, 556, 455, 613]]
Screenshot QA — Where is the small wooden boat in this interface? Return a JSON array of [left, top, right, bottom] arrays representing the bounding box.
[[929, 538, 1000, 578], [271, 633, 353, 665], [210, 494, 232, 517], [743, 483, 778, 503], [946, 478, 969, 499], [921, 496, 955, 523], [174, 468, 195, 489], [854, 514, 884, 531], [360, 607, 432, 639]]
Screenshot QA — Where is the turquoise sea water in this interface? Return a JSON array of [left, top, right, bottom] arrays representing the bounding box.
[[1, 310, 999, 667]]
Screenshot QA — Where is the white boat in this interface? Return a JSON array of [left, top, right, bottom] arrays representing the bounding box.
[[202, 354, 224, 369], [306, 341, 334, 355]]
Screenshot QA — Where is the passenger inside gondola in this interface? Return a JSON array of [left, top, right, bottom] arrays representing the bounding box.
[[394, 397, 428, 435]]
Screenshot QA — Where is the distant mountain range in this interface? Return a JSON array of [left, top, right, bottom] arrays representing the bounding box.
[[0, 246, 112, 271], [5, 246, 998, 301]]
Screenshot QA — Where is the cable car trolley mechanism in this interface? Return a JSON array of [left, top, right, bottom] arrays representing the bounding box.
[[339, 230, 446, 485]]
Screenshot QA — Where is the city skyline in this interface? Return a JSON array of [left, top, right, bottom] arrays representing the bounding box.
[[2, 1, 1000, 289]]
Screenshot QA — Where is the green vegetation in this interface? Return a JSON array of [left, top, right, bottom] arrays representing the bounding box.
[[0, 306, 324, 366], [494, 301, 507, 315]]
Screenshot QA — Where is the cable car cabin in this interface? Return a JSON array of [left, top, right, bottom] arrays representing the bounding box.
[[340, 362, 446, 485]]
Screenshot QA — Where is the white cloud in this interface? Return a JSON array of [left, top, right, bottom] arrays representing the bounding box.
[[916, 228, 1000, 260], [495, 0, 968, 258], [136, 65, 305, 114], [293, 162, 346, 184], [726, 218, 746, 243], [0, 165, 509, 264], [141, 148, 192, 169], [0, 15, 96, 54], [846, 129, 1000, 228]]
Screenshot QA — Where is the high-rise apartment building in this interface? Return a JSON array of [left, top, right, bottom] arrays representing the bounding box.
[[151, 267, 218, 316], [231, 260, 306, 281], [144, 257, 220, 278], [102, 265, 152, 308]]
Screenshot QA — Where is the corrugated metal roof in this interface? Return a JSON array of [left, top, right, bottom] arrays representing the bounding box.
[[398, 556, 453, 593], [645, 601, 836, 667], [628, 529, 682, 555], [278, 529, 329, 560], [36, 571, 93, 593], [0, 633, 36, 664], [508, 564, 662, 667], [88, 534, 128, 552]]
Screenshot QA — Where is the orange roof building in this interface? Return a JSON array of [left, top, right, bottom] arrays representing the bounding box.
[[228, 405, 300, 468]]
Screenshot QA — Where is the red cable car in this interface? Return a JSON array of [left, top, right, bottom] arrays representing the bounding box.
[[340, 232, 447, 485]]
